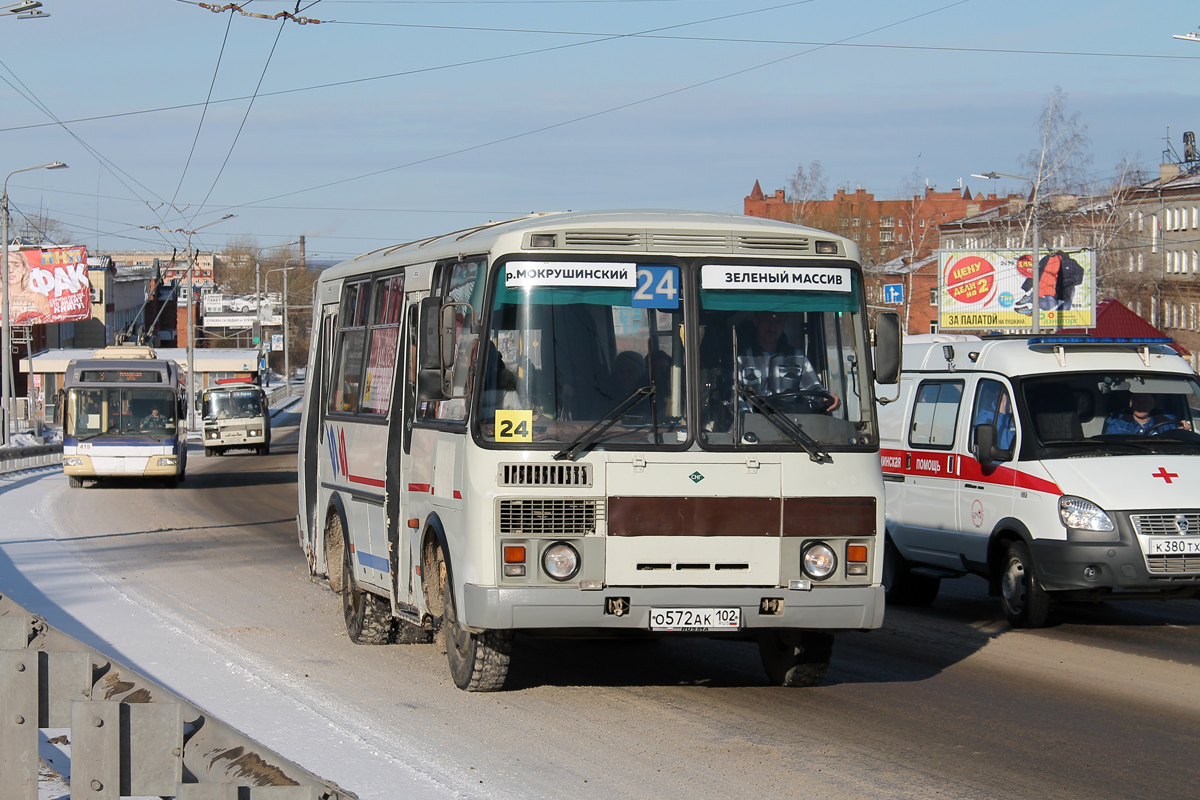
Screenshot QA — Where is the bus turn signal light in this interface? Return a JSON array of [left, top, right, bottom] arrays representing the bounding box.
[[504, 545, 526, 563], [847, 545, 868, 562]]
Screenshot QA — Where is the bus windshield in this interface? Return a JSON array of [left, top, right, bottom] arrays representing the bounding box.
[[478, 262, 687, 447], [475, 260, 874, 451], [68, 387, 178, 438], [696, 264, 872, 449], [203, 387, 266, 421]]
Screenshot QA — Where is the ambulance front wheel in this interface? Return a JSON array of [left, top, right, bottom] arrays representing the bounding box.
[[1000, 540, 1051, 628], [883, 539, 940, 607]]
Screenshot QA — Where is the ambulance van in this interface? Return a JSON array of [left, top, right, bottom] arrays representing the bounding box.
[[879, 335, 1200, 627]]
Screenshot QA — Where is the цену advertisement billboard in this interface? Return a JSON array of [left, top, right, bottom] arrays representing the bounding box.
[[2, 245, 92, 325], [938, 248, 1095, 330]]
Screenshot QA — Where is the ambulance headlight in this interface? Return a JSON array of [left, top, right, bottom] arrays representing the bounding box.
[[802, 542, 838, 580], [542, 542, 580, 581], [1058, 496, 1114, 532]]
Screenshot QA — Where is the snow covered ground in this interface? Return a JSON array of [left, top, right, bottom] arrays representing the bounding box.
[[0, 407, 482, 800]]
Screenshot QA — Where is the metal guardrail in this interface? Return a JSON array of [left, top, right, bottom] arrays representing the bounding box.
[[0, 594, 357, 800], [0, 442, 61, 475]]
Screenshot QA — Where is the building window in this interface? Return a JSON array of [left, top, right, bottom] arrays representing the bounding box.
[[1138, 211, 1144, 232], [929, 320, 939, 333], [930, 287, 938, 306], [1138, 252, 1144, 272], [1152, 214, 1159, 252]]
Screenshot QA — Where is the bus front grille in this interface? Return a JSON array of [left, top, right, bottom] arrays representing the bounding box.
[[498, 463, 592, 487], [1145, 554, 1200, 574], [498, 499, 598, 536]]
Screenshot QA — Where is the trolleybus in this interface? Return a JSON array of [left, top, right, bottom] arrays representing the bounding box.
[[61, 345, 188, 488], [296, 210, 900, 690]]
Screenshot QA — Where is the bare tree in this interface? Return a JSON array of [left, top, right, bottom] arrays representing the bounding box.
[[11, 210, 70, 246], [786, 160, 828, 226], [1016, 85, 1093, 246]]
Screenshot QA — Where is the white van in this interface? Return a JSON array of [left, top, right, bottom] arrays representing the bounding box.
[[878, 334, 1200, 627]]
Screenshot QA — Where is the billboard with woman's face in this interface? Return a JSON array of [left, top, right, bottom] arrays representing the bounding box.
[[4, 246, 92, 325]]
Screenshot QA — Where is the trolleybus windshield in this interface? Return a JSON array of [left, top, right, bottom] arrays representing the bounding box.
[[67, 387, 178, 439]]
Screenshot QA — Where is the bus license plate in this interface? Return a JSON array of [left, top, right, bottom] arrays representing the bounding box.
[[649, 607, 741, 632], [1147, 537, 1200, 555]]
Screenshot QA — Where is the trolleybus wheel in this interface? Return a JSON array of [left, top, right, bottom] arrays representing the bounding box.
[[1000, 540, 1050, 628], [440, 551, 512, 691], [757, 630, 833, 687], [342, 539, 395, 645], [68, 475, 83, 488]]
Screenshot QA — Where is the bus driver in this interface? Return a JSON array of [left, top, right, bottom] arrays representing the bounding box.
[[737, 311, 840, 412]]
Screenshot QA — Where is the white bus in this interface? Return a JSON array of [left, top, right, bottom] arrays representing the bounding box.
[[296, 210, 900, 690], [201, 383, 271, 457], [61, 346, 188, 488]]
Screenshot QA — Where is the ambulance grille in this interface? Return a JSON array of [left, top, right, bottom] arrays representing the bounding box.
[[1131, 513, 1200, 536], [1144, 554, 1200, 574], [498, 462, 592, 487], [498, 499, 599, 536]]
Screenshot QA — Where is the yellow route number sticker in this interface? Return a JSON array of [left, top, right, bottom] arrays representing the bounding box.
[[495, 409, 533, 442]]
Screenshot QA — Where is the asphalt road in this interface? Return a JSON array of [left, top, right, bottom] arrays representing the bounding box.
[[39, 409, 1200, 800]]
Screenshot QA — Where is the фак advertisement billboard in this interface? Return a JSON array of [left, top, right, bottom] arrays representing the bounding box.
[[3, 245, 92, 325], [938, 248, 1096, 330]]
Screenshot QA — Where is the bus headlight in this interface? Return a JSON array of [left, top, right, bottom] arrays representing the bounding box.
[[249, 429, 262, 436], [542, 542, 580, 581], [63, 457, 84, 467], [156, 457, 177, 467], [1058, 496, 1114, 531], [802, 542, 838, 580]]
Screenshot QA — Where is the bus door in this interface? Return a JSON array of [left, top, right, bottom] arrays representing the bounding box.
[[301, 304, 338, 552]]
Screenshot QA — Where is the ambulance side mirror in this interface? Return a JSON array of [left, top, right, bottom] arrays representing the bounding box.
[[874, 312, 901, 385], [975, 423, 1013, 464]]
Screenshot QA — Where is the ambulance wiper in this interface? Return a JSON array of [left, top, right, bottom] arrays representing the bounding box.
[[553, 386, 654, 462], [737, 384, 832, 464]]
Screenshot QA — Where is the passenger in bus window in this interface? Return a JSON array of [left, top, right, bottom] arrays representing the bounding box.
[[737, 311, 840, 412]]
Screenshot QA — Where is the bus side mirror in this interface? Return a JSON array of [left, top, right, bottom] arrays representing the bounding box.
[[874, 312, 901, 385], [974, 423, 1012, 464]]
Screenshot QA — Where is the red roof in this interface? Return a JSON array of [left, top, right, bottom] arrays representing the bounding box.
[[1061, 299, 1189, 356]]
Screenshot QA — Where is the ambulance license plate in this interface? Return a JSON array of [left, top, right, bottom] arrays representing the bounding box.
[[649, 607, 741, 632], [1147, 537, 1200, 555]]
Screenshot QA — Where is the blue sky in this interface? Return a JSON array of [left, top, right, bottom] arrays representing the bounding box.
[[3, 0, 1199, 262]]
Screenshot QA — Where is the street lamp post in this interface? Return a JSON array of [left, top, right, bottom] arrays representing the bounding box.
[[972, 171, 1042, 334], [265, 258, 300, 397], [2, 160, 67, 446]]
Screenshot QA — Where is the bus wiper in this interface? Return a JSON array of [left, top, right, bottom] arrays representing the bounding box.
[[737, 384, 832, 464], [553, 386, 654, 462]]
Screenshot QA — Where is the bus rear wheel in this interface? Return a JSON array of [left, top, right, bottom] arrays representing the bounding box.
[[341, 541, 394, 645], [757, 630, 833, 687]]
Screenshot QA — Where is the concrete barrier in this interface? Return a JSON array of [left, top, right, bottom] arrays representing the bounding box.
[[0, 594, 356, 800]]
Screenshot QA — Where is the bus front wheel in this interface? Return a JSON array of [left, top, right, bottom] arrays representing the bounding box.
[[438, 550, 511, 691], [757, 630, 833, 687]]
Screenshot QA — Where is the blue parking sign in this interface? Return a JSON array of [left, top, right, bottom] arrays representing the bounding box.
[[884, 283, 904, 304]]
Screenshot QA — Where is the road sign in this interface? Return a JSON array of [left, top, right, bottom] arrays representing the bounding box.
[[884, 283, 904, 304], [271, 334, 283, 352]]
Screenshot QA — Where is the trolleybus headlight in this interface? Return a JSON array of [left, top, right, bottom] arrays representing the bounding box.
[[542, 542, 580, 581], [156, 457, 177, 467], [63, 457, 83, 467], [1058, 495, 1114, 532], [802, 542, 838, 580]]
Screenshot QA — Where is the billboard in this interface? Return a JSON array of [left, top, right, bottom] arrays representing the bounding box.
[[202, 292, 282, 328], [3, 245, 92, 325], [938, 248, 1096, 330]]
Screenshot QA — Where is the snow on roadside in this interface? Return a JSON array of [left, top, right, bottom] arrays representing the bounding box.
[[0, 466, 495, 800]]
